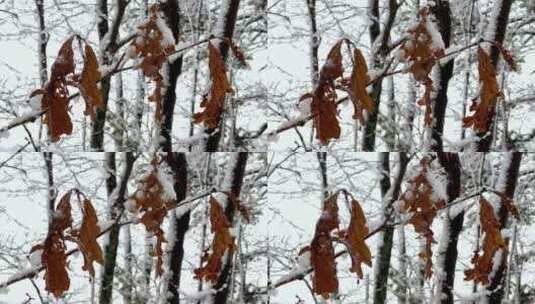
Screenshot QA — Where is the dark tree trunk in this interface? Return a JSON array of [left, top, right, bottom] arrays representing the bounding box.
[[213, 152, 249, 304], [436, 152, 462, 304], [91, 0, 129, 151], [100, 152, 136, 304], [373, 153, 409, 304], [477, 0, 513, 151], [487, 152, 522, 304], [430, 1, 454, 151], [159, 0, 183, 152], [205, 0, 241, 152], [165, 153, 189, 303]]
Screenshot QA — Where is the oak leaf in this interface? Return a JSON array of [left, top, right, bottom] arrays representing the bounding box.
[[193, 42, 233, 129], [340, 199, 372, 279], [348, 48, 374, 124], [308, 193, 340, 298], [78, 44, 103, 120], [307, 40, 345, 144], [462, 47, 500, 133], [399, 8, 445, 126], [75, 199, 104, 277], [464, 197, 506, 285], [40, 37, 76, 142], [194, 196, 235, 283], [399, 158, 445, 278]]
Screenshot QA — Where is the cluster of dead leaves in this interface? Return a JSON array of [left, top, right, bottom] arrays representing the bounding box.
[[462, 47, 501, 133], [300, 40, 375, 144], [299, 193, 372, 299], [30, 36, 103, 142], [30, 189, 103, 298], [194, 196, 236, 282], [398, 158, 446, 279], [129, 4, 176, 122], [192, 42, 233, 129], [192, 39, 248, 129], [128, 158, 177, 276], [399, 7, 445, 126], [464, 197, 507, 285]]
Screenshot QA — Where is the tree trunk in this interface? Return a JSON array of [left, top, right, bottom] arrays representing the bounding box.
[[43, 152, 55, 226], [213, 152, 249, 304], [159, 0, 183, 152], [99, 152, 136, 304], [205, 0, 241, 152], [163, 153, 189, 303], [476, 0, 514, 151], [91, 0, 129, 151], [487, 152, 522, 303], [434, 153, 462, 304], [430, 1, 454, 151], [373, 153, 409, 304]]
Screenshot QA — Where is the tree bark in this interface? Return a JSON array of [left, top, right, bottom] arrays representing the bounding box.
[[435, 153, 462, 304], [430, 1, 454, 151], [213, 152, 249, 304], [164, 153, 189, 303], [99, 152, 136, 304], [205, 0, 241, 152], [373, 153, 409, 304], [159, 0, 183, 152], [487, 152, 522, 304], [476, 0, 514, 151], [91, 0, 129, 151]]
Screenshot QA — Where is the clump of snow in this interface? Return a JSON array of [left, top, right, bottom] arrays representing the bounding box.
[[275, 250, 311, 285], [425, 166, 449, 203], [0, 129, 9, 139], [179, 287, 216, 301], [297, 97, 311, 116], [125, 199, 137, 213], [28, 94, 42, 111], [28, 249, 42, 268], [155, 14, 176, 48], [156, 162, 177, 202]]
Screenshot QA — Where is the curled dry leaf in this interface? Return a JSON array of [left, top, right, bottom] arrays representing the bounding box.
[[193, 42, 233, 129], [194, 196, 235, 283], [462, 47, 500, 133], [78, 44, 103, 120], [340, 199, 372, 279], [399, 158, 445, 278], [129, 159, 176, 276], [399, 8, 445, 126], [348, 48, 374, 124], [130, 4, 176, 122], [303, 40, 344, 144], [308, 193, 340, 298], [37, 36, 76, 142], [464, 197, 507, 285], [37, 192, 73, 297], [31, 190, 105, 297], [75, 199, 104, 277]]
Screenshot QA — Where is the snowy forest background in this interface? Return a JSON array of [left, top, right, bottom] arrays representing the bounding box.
[[0, 0, 535, 304]]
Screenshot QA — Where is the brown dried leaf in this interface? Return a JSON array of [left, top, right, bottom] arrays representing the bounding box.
[[130, 4, 175, 122], [194, 196, 235, 282], [39, 191, 73, 297], [308, 193, 340, 298], [341, 199, 371, 279], [76, 199, 104, 277], [464, 197, 506, 285], [349, 48, 374, 124], [40, 37, 76, 142], [78, 44, 103, 120], [463, 47, 500, 133], [130, 159, 176, 276], [308, 40, 345, 144], [193, 42, 233, 129], [399, 8, 445, 126], [399, 158, 445, 278]]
